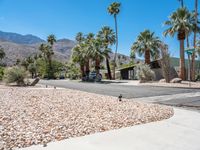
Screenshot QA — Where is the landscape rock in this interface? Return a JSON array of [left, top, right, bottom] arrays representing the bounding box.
[[170, 78, 182, 83], [159, 79, 166, 83], [0, 86, 174, 149]]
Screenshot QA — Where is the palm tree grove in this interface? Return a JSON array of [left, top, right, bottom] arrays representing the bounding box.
[[1, 1, 200, 150], [0, 1, 199, 83]]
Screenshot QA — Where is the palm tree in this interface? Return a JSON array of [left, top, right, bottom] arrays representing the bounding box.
[[72, 44, 87, 77], [131, 30, 161, 64], [76, 32, 85, 44], [178, 0, 184, 7], [191, 0, 199, 81], [92, 39, 104, 75], [108, 2, 121, 79], [97, 26, 116, 80], [39, 43, 54, 78], [163, 7, 193, 80], [46, 34, 56, 78], [0, 47, 5, 61], [47, 34, 56, 46], [84, 33, 95, 76]]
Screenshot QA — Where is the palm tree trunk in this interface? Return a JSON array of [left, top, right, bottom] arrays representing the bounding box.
[[95, 57, 100, 75], [113, 14, 118, 80], [80, 64, 85, 78], [181, 0, 184, 7], [48, 57, 54, 79], [145, 49, 150, 64], [186, 36, 190, 48], [191, 0, 198, 81], [186, 36, 192, 81], [86, 59, 90, 76], [180, 39, 186, 80], [106, 57, 112, 80]]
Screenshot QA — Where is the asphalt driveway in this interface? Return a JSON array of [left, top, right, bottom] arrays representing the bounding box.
[[39, 80, 199, 99]]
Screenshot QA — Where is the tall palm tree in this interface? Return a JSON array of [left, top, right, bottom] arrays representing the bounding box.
[[72, 44, 87, 77], [87, 37, 104, 75], [97, 26, 116, 80], [108, 2, 121, 79], [131, 30, 161, 64], [191, 0, 199, 81], [47, 34, 56, 46], [163, 7, 193, 80], [76, 32, 85, 44], [178, 0, 184, 7], [46, 34, 56, 78], [39, 43, 54, 78], [0, 47, 5, 61], [85, 33, 95, 76]]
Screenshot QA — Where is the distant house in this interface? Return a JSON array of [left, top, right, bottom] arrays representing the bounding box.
[[118, 57, 200, 80], [118, 65, 135, 80]]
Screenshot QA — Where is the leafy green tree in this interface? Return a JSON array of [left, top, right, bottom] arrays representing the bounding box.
[[97, 26, 116, 79], [108, 2, 121, 79], [163, 7, 193, 80], [28, 63, 37, 78], [131, 30, 161, 64]]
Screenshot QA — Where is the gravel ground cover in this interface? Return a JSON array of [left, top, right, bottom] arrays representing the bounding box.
[[0, 86, 174, 150]]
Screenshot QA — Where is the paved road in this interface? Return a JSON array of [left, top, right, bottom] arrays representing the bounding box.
[[39, 80, 199, 99]]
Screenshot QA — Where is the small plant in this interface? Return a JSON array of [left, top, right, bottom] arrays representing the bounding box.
[[196, 74, 200, 81], [3, 66, 27, 86], [135, 63, 155, 82], [0, 67, 4, 81]]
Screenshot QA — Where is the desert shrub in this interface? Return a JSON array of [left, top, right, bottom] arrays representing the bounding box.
[[0, 67, 4, 80], [3, 66, 27, 85], [160, 43, 171, 83], [135, 63, 155, 82]]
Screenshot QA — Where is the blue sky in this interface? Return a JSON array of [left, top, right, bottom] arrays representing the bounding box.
[[0, 0, 197, 57]]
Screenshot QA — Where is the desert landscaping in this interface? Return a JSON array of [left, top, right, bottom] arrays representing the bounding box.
[[0, 85, 173, 149]]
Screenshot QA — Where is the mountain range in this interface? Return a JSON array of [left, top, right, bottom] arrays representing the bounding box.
[[0, 31, 130, 66]]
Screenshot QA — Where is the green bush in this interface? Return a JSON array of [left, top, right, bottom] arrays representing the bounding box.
[[36, 58, 65, 79], [3, 66, 27, 85], [196, 74, 200, 81], [28, 63, 37, 78], [135, 63, 155, 82], [0, 67, 4, 80], [66, 63, 81, 80]]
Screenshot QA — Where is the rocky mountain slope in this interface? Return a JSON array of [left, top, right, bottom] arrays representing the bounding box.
[[0, 31, 45, 44], [0, 31, 130, 66]]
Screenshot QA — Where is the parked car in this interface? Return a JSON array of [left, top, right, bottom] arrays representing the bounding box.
[[88, 71, 102, 82]]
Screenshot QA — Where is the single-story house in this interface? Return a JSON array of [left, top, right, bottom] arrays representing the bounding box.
[[118, 57, 200, 80]]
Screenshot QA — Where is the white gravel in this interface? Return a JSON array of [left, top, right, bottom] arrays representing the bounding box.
[[0, 86, 174, 150]]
